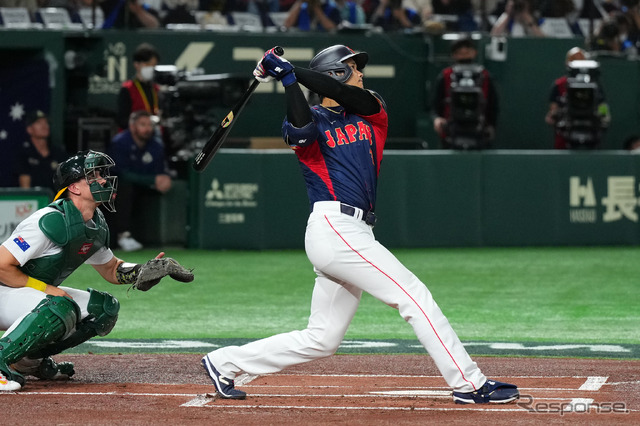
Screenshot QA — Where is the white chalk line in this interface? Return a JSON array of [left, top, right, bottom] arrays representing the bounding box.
[[194, 404, 600, 413], [293, 374, 596, 379], [2, 375, 626, 414]]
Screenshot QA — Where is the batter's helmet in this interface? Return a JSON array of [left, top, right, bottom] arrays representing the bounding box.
[[53, 150, 118, 212], [309, 45, 369, 83]]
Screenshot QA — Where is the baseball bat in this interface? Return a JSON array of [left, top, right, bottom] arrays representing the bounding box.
[[192, 46, 284, 172]]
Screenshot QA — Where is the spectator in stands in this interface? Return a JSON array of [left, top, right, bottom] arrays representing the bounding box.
[[100, 0, 161, 29], [334, 0, 367, 25], [490, 0, 545, 36], [247, 0, 281, 16], [544, 47, 610, 149], [610, 11, 639, 53], [591, 17, 624, 51], [429, 0, 478, 31], [472, 0, 499, 13], [0, 0, 39, 19], [432, 37, 499, 149], [369, 0, 421, 31], [44, 0, 94, 17], [282, 0, 342, 31], [623, 134, 640, 152], [15, 110, 68, 193], [537, 0, 584, 36], [195, 0, 229, 25], [470, 0, 500, 30], [116, 43, 160, 131], [539, 0, 575, 17], [621, 0, 640, 50], [106, 111, 172, 252], [160, 0, 199, 25]]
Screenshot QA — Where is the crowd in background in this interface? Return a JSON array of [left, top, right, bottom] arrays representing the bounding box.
[[1, 0, 639, 56]]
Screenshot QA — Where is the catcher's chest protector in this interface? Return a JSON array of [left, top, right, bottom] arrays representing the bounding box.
[[20, 199, 109, 286]]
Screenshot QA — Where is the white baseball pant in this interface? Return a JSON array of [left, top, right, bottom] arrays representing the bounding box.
[[207, 201, 486, 392]]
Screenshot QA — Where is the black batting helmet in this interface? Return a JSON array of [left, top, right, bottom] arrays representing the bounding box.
[[53, 150, 118, 212], [53, 152, 86, 191], [309, 45, 368, 83]]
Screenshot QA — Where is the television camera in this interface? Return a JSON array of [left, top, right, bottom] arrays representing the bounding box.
[[152, 65, 250, 160], [445, 64, 491, 150], [555, 59, 609, 149]]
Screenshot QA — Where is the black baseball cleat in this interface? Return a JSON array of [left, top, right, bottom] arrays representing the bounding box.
[[452, 379, 519, 404], [201, 355, 246, 400]]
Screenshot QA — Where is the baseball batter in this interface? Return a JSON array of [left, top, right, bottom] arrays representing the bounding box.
[[0, 150, 192, 391], [201, 46, 519, 404]]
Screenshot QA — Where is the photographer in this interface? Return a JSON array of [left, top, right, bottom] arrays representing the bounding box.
[[490, 0, 544, 36], [545, 47, 610, 149], [432, 37, 499, 149]]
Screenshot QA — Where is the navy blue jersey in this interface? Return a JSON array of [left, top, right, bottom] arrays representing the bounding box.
[[108, 129, 169, 187], [15, 141, 68, 191], [283, 95, 388, 212]]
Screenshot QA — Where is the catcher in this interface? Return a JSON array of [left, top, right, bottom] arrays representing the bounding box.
[[0, 150, 193, 391]]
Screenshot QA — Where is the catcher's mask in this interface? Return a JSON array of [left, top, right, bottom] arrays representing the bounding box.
[[53, 150, 118, 212], [309, 45, 368, 83]]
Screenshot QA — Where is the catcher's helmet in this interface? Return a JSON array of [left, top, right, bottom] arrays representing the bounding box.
[[309, 45, 368, 83], [53, 150, 118, 212]]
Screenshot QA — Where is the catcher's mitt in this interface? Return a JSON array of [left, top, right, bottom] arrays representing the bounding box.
[[132, 257, 194, 291]]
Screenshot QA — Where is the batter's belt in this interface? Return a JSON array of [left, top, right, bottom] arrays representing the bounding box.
[[313, 201, 377, 226]]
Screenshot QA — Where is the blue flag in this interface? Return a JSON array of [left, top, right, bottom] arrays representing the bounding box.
[[0, 58, 51, 187]]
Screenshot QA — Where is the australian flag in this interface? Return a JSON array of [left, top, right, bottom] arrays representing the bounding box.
[[13, 235, 31, 252], [0, 58, 51, 187]]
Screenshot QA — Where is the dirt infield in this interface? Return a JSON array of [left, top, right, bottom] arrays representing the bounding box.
[[2, 354, 638, 425]]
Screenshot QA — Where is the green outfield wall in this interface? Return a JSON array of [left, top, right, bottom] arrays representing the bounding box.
[[1, 30, 638, 151], [189, 150, 640, 249]]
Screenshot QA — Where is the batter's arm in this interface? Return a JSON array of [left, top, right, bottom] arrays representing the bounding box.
[[285, 78, 313, 128], [294, 68, 380, 115]]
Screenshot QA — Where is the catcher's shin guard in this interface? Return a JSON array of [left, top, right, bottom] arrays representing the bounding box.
[[31, 288, 119, 358], [0, 296, 79, 384]]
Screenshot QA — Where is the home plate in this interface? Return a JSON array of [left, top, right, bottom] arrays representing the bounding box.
[[370, 390, 451, 397]]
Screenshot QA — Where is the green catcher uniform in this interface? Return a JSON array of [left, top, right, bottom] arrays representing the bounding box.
[[0, 198, 120, 385]]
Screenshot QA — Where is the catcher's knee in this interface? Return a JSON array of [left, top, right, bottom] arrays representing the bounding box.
[[85, 288, 120, 336], [0, 296, 79, 364], [46, 296, 81, 338]]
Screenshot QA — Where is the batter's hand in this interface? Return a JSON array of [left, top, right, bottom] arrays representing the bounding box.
[[259, 48, 296, 87], [254, 61, 274, 83]]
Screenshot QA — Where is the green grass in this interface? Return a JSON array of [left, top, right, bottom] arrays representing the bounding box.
[[62, 246, 640, 344]]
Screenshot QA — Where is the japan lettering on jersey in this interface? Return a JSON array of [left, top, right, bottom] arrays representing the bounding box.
[[285, 96, 388, 212]]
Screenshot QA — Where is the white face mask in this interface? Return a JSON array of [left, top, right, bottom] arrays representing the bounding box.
[[139, 66, 155, 82]]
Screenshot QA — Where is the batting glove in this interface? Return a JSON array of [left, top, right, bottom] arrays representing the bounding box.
[[253, 61, 274, 83], [260, 48, 297, 87]]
